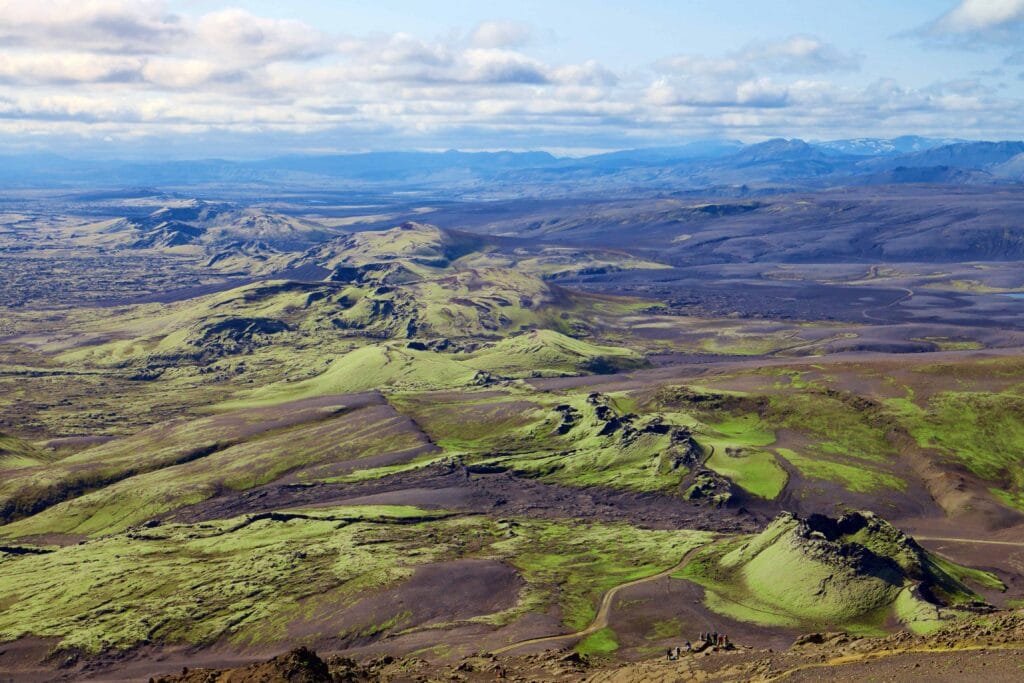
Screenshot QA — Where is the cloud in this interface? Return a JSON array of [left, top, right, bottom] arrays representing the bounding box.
[[645, 77, 791, 108], [934, 0, 1024, 32], [550, 60, 618, 86], [0, 0, 184, 53], [469, 20, 533, 48], [0, 52, 144, 85], [657, 35, 860, 77], [919, 0, 1024, 45], [195, 9, 332, 62], [655, 55, 747, 77], [648, 36, 857, 114], [739, 36, 861, 73], [0, 3, 1020, 154]]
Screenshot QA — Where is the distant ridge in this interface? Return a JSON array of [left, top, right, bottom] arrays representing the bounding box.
[[2, 138, 1023, 191]]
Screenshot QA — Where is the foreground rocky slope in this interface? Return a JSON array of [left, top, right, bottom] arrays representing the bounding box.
[[149, 608, 1024, 682]]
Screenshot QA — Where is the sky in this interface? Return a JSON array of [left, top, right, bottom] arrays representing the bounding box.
[[0, 0, 1022, 158]]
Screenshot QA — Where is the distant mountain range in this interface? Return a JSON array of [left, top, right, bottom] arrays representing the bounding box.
[[2, 137, 1023, 193]]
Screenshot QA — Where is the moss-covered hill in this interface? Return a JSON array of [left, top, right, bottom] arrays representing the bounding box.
[[680, 510, 1003, 634]]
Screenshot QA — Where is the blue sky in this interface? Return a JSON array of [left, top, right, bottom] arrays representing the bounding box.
[[1, 0, 1022, 157]]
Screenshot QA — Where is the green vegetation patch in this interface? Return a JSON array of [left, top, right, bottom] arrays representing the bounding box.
[[776, 447, 905, 493], [0, 506, 462, 653], [887, 391, 1024, 502], [0, 433, 51, 469], [494, 522, 712, 630], [705, 446, 787, 499], [0, 508, 712, 657], [1, 404, 431, 539], [575, 627, 619, 657], [766, 392, 895, 463]]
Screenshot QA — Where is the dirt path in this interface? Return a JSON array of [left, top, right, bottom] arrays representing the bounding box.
[[916, 536, 1024, 548], [493, 545, 705, 655], [861, 286, 914, 322], [765, 642, 1024, 681]]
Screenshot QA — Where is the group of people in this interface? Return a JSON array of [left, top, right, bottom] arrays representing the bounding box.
[[666, 631, 731, 660], [699, 631, 730, 648]]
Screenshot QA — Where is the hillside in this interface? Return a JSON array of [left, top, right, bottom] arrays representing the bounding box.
[[3, 190, 1024, 682]]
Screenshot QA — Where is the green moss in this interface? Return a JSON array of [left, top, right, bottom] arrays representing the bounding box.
[[887, 391, 1024, 495], [679, 513, 993, 635], [704, 447, 787, 499], [0, 506, 466, 653], [704, 413, 775, 447], [776, 447, 906, 493], [0, 433, 51, 469], [1, 406, 431, 539], [496, 523, 711, 630], [465, 330, 645, 377], [893, 589, 951, 635], [767, 393, 895, 463], [929, 554, 1005, 593], [0, 509, 711, 657], [575, 627, 619, 656]]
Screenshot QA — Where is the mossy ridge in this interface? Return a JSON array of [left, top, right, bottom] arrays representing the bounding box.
[[885, 390, 1024, 505], [229, 331, 643, 408], [0, 398, 361, 528], [48, 226, 650, 374], [0, 408, 431, 539], [486, 393, 699, 493], [776, 448, 906, 493], [0, 506, 461, 654], [651, 384, 907, 496], [0, 433, 52, 469], [678, 511, 998, 634], [0, 509, 711, 657], [387, 388, 697, 494]]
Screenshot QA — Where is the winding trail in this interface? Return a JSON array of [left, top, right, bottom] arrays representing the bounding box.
[[915, 536, 1024, 548], [765, 643, 1024, 681], [493, 544, 705, 655], [861, 286, 914, 322]]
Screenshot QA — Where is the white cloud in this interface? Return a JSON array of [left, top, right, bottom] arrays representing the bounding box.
[[658, 35, 859, 77], [935, 0, 1024, 32], [0, 0, 183, 53], [0, 52, 143, 84], [919, 0, 1024, 46], [195, 9, 332, 62], [740, 36, 861, 73], [0, 3, 1019, 152], [469, 20, 533, 48]]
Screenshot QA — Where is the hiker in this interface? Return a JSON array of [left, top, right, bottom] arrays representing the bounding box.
[[683, 640, 691, 652]]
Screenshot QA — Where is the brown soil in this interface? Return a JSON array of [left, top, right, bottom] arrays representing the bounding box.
[[149, 647, 331, 683], [96, 609, 1024, 683], [285, 559, 524, 651]]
